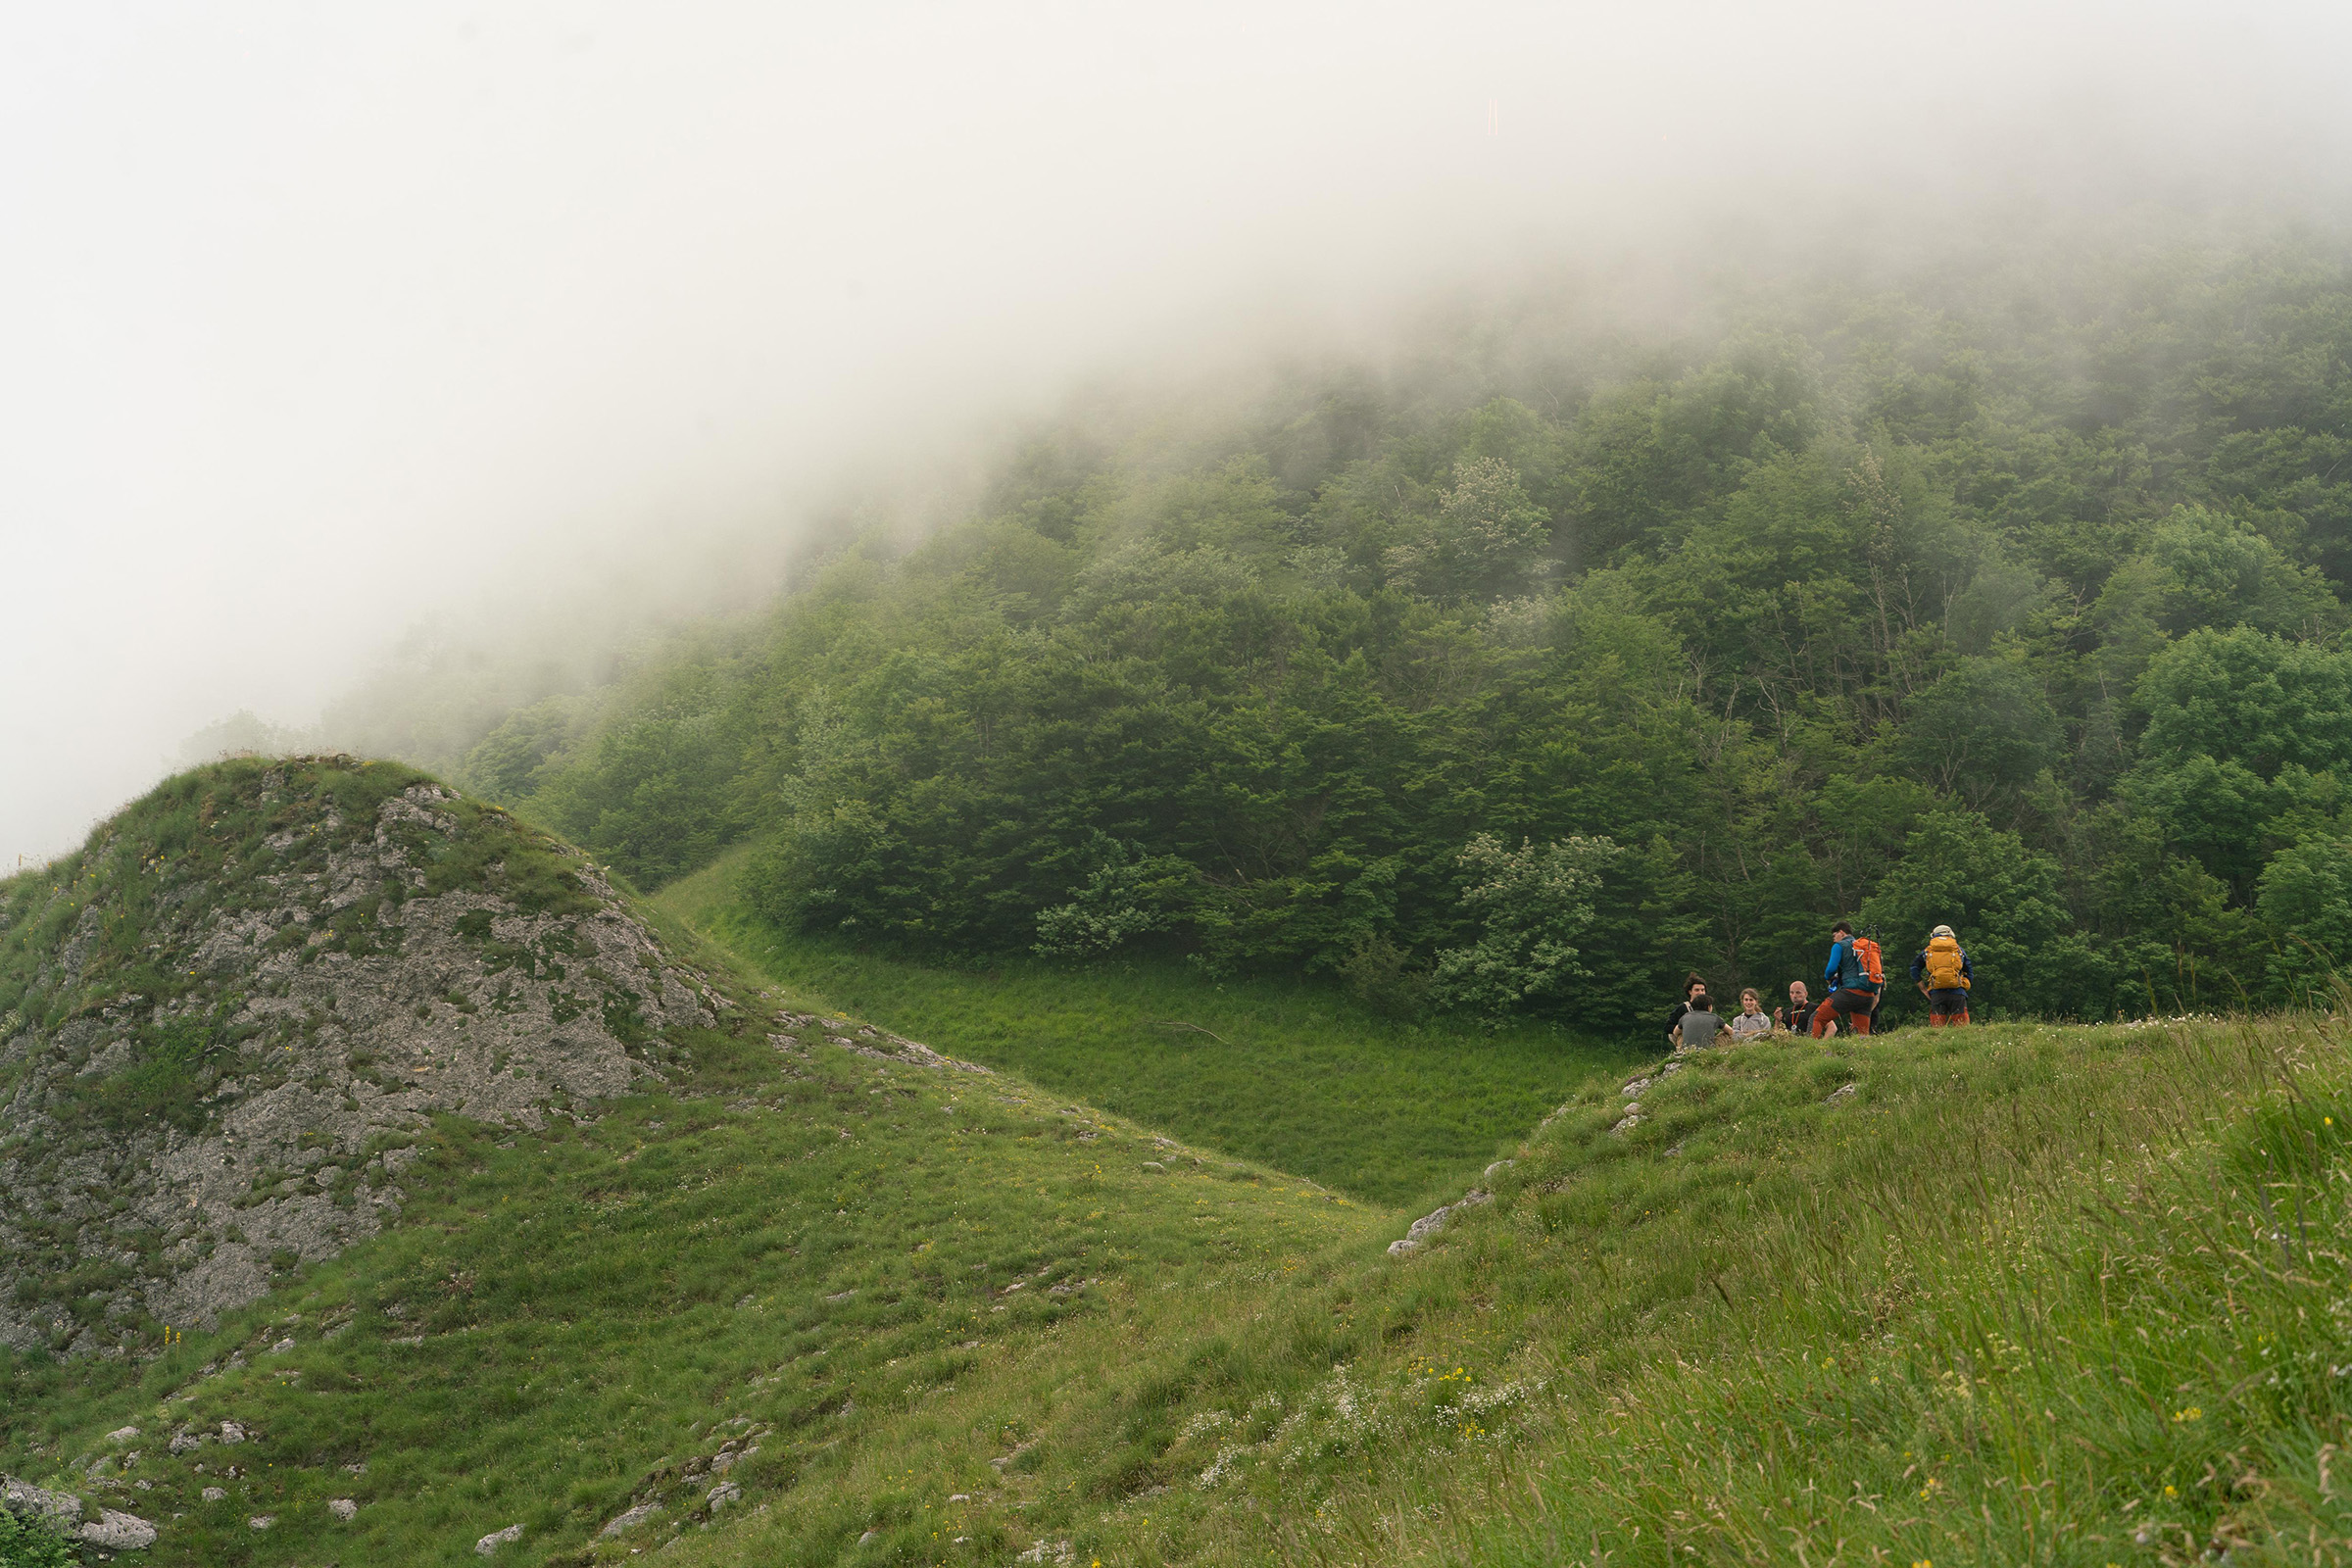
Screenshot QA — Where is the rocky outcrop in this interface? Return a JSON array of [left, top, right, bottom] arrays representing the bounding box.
[[476, 1521, 524, 1554], [781, 1014, 989, 1074], [2, 1475, 158, 1550], [1386, 1188, 1492, 1257], [0, 764, 717, 1356]]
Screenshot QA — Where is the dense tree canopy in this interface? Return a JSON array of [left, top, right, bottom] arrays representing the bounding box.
[[431, 227, 2352, 1029]]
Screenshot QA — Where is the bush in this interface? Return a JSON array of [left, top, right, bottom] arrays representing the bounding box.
[[0, 1509, 78, 1568], [1033, 837, 1198, 958], [1432, 834, 1623, 1023]]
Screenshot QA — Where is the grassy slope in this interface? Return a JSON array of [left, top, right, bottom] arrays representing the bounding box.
[[0, 781, 1383, 1567], [658, 850, 1639, 1209], [651, 866, 2352, 1565], [20, 780, 2352, 1566], [669, 1007, 2352, 1568]]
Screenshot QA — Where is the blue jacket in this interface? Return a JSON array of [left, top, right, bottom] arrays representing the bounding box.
[[1825, 940, 1880, 993]]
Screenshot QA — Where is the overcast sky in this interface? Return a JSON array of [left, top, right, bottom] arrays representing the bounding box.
[[5, 2, 2348, 866]]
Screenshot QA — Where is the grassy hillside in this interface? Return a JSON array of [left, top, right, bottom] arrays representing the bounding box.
[[0, 770, 1391, 1565], [3, 1016, 1380, 1566], [17, 764, 2352, 1567], [656, 851, 1635, 1207], [649, 1004, 2352, 1568], [651, 859, 2352, 1564]]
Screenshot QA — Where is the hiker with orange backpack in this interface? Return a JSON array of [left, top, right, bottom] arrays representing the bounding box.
[[1910, 923, 1973, 1025], [1811, 920, 1884, 1038]]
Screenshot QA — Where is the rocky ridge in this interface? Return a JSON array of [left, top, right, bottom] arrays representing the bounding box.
[[0, 759, 717, 1357]]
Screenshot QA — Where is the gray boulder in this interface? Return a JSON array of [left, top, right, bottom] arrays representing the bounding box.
[[1387, 1189, 1493, 1257], [2, 1476, 81, 1528], [600, 1501, 662, 1538], [82, 1507, 159, 1549]]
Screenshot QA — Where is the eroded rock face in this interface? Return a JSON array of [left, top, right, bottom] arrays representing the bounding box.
[[0, 767, 716, 1356]]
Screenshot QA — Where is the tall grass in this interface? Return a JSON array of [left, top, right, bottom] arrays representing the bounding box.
[[1156, 1012, 2352, 1566]]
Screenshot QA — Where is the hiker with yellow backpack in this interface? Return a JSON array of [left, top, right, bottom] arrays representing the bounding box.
[[1910, 923, 1973, 1025], [1810, 920, 1884, 1037]]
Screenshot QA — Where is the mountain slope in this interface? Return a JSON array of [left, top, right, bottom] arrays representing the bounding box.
[[0, 762, 1384, 1566], [17, 761, 2352, 1566], [645, 867, 2352, 1568]]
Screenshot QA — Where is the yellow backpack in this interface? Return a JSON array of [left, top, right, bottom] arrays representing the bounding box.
[[1923, 934, 1969, 990]]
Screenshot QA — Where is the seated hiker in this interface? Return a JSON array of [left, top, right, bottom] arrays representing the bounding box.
[[1728, 987, 1773, 1040], [1911, 923, 1974, 1025], [1775, 980, 1812, 1034], [1810, 920, 1884, 1038], [1664, 974, 1710, 1047], [1672, 989, 1722, 1050]]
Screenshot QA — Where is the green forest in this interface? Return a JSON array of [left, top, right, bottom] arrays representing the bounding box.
[[413, 225, 2352, 1030]]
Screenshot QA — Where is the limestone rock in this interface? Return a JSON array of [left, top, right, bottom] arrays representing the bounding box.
[[248, 1514, 276, 1531], [2, 1476, 82, 1528], [600, 1501, 662, 1538], [476, 1521, 524, 1553], [81, 1507, 159, 1549], [201, 1488, 226, 1503], [707, 1480, 742, 1509], [328, 1497, 359, 1521], [1388, 1189, 1492, 1257], [105, 1426, 141, 1445]]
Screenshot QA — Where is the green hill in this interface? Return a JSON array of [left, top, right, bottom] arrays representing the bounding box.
[[0, 762, 1388, 1565], [11, 762, 2352, 1565]]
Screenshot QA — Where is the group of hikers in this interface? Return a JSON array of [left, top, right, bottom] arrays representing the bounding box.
[[1664, 921, 1975, 1049]]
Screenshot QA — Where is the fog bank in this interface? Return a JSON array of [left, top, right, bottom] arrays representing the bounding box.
[[6, 0, 2350, 863]]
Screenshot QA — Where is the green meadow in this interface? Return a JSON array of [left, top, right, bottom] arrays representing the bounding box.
[[656, 851, 1636, 1210]]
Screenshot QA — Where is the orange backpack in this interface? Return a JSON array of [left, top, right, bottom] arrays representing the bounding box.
[[1849, 936, 1885, 989], [1923, 933, 1969, 989]]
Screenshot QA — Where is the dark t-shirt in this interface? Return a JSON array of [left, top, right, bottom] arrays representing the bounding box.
[[1775, 1001, 1813, 1031], [1676, 1007, 1723, 1049]]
